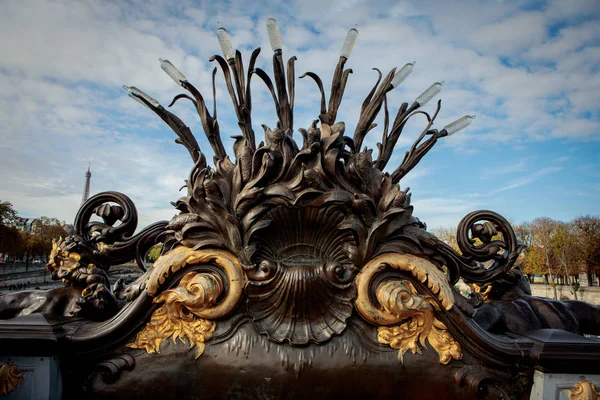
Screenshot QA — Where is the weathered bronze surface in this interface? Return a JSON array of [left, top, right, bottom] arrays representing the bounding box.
[[1, 19, 599, 400]]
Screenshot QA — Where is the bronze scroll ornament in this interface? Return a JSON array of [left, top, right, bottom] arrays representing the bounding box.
[[355, 253, 462, 364], [128, 247, 246, 358]]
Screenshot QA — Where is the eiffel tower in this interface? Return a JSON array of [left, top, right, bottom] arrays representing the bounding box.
[[81, 165, 91, 205]]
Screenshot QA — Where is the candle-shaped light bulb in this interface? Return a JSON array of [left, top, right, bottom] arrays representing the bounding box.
[[216, 27, 235, 60], [340, 28, 358, 59], [123, 85, 160, 109], [391, 61, 415, 89], [159, 59, 188, 87], [443, 115, 476, 136], [415, 81, 445, 107], [266, 14, 283, 52]]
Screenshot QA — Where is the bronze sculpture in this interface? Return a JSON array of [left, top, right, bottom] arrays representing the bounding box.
[[1, 16, 599, 400]]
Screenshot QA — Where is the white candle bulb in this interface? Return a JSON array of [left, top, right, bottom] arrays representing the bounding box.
[[216, 27, 235, 60], [415, 81, 444, 107], [443, 115, 476, 136], [340, 28, 358, 59], [159, 59, 188, 87], [391, 62, 415, 89], [266, 14, 283, 52], [123, 86, 160, 108]]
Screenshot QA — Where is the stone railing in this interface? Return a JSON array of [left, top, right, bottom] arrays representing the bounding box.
[[530, 283, 600, 305]]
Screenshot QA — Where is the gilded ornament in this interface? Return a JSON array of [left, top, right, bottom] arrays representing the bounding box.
[[128, 272, 221, 358], [470, 283, 492, 302], [146, 248, 245, 300], [0, 362, 26, 396], [129, 247, 246, 358], [355, 254, 461, 364], [565, 381, 600, 400], [46, 237, 82, 277], [355, 253, 455, 321]]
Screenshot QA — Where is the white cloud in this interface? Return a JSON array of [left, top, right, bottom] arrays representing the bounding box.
[[492, 166, 563, 193], [0, 0, 599, 233], [470, 12, 548, 56], [530, 21, 600, 61], [412, 197, 482, 229], [546, 0, 600, 20]]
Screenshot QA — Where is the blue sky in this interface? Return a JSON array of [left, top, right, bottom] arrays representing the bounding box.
[[0, 0, 599, 230]]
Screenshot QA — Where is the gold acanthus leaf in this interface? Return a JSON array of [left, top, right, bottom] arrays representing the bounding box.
[[46, 237, 81, 274], [128, 272, 222, 358], [129, 247, 246, 359], [375, 280, 462, 365], [0, 362, 26, 396], [565, 381, 600, 400], [355, 254, 461, 365]]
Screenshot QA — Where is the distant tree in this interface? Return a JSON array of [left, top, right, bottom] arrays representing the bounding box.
[[530, 217, 560, 298], [572, 216, 600, 287], [146, 244, 163, 263], [551, 221, 580, 298], [28, 217, 68, 258], [0, 200, 18, 227], [519, 244, 546, 281], [514, 221, 533, 248], [28, 235, 49, 258], [0, 201, 24, 259], [0, 225, 24, 256], [0, 216, 69, 265], [33, 217, 68, 241], [430, 226, 459, 252]]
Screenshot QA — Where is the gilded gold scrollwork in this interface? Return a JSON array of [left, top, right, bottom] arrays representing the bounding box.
[[0, 362, 26, 396], [470, 283, 492, 302], [565, 381, 600, 400], [355, 254, 462, 365], [128, 247, 246, 358], [47, 238, 82, 278]]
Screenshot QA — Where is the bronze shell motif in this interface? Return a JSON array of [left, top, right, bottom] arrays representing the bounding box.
[[246, 206, 357, 344]]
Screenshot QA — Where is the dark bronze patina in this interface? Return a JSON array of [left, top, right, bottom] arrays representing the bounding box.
[[1, 21, 599, 400]]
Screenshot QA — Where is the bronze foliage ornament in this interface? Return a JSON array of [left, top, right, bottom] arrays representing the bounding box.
[[126, 24, 521, 350], [2, 16, 600, 400], [0, 362, 25, 396]]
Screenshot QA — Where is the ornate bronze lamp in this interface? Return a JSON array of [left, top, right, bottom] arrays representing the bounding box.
[[1, 16, 599, 400]]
